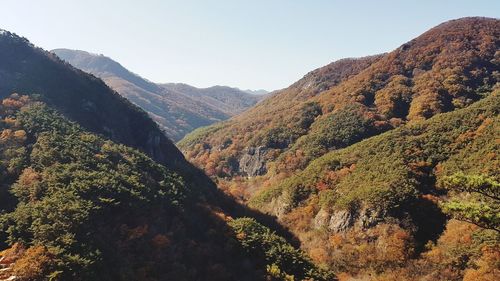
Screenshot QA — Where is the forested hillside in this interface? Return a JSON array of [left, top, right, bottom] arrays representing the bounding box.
[[179, 17, 499, 198], [179, 17, 500, 280], [0, 30, 331, 280], [0, 30, 185, 172], [252, 90, 499, 280], [52, 49, 264, 141], [0, 95, 331, 281]]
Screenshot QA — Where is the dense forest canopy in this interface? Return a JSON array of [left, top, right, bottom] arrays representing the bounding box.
[[0, 94, 330, 280], [0, 30, 329, 281]]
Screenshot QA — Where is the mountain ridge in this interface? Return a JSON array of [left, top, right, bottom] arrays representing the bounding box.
[[180, 16, 499, 180], [52, 48, 265, 141], [0, 29, 188, 172]]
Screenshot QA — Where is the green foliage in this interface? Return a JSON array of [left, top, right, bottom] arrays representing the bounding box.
[[440, 173, 500, 232], [1, 101, 187, 279], [308, 105, 373, 150], [263, 102, 322, 149], [229, 218, 334, 281], [253, 90, 499, 214], [296, 102, 323, 130], [0, 96, 329, 281], [278, 104, 378, 171], [263, 127, 300, 149], [177, 121, 226, 149]]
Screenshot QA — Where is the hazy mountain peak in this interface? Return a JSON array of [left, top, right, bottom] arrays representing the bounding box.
[[52, 48, 265, 141], [242, 88, 269, 95]]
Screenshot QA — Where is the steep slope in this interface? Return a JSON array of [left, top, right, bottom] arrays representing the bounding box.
[[179, 17, 499, 197], [251, 89, 499, 280], [0, 95, 332, 280], [51, 49, 264, 141], [179, 17, 500, 280], [0, 30, 332, 280], [178, 55, 382, 179], [0, 30, 185, 172]]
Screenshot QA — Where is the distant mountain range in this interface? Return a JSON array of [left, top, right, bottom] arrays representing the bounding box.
[[52, 49, 266, 141], [242, 89, 269, 95]]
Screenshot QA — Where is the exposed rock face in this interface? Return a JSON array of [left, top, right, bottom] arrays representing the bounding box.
[[329, 210, 355, 232], [238, 146, 267, 177], [313, 206, 385, 233], [266, 192, 293, 220], [314, 209, 354, 233], [313, 209, 330, 228]]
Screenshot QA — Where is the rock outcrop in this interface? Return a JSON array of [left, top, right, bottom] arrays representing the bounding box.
[[313, 206, 386, 233], [238, 146, 267, 177], [314, 209, 354, 233]]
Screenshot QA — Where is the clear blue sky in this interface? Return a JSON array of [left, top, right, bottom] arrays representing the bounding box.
[[1, 0, 499, 90]]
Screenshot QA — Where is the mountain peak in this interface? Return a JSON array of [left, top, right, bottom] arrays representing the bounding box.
[[434, 16, 498, 28]]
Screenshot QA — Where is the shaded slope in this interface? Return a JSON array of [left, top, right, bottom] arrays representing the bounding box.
[[0, 95, 332, 280], [0, 30, 186, 172]]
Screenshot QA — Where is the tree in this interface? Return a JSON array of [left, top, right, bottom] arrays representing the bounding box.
[[440, 173, 500, 232]]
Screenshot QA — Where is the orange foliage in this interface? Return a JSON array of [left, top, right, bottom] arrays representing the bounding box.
[[463, 246, 500, 281], [17, 167, 43, 201], [12, 245, 54, 281], [283, 201, 317, 233], [316, 164, 355, 191], [151, 234, 171, 249], [320, 223, 414, 273], [309, 247, 329, 265]]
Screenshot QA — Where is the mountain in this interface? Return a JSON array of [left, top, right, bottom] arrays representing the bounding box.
[[242, 89, 269, 96], [178, 54, 384, 189], [251, 89, 499, 280], [51, 49, 264, 141], [179, 17, 500, 280], [0, 30, 331, 280], [160, 83, 265, 116], [0, 31, 185, 173], [179, 16, 498, 186]]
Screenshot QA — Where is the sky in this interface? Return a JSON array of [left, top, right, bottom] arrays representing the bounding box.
[[1, 0, 499, 91]]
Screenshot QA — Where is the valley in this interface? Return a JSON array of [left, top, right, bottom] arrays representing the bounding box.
[[0, 12, 498, 281], [52, 49, 266, 141]]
